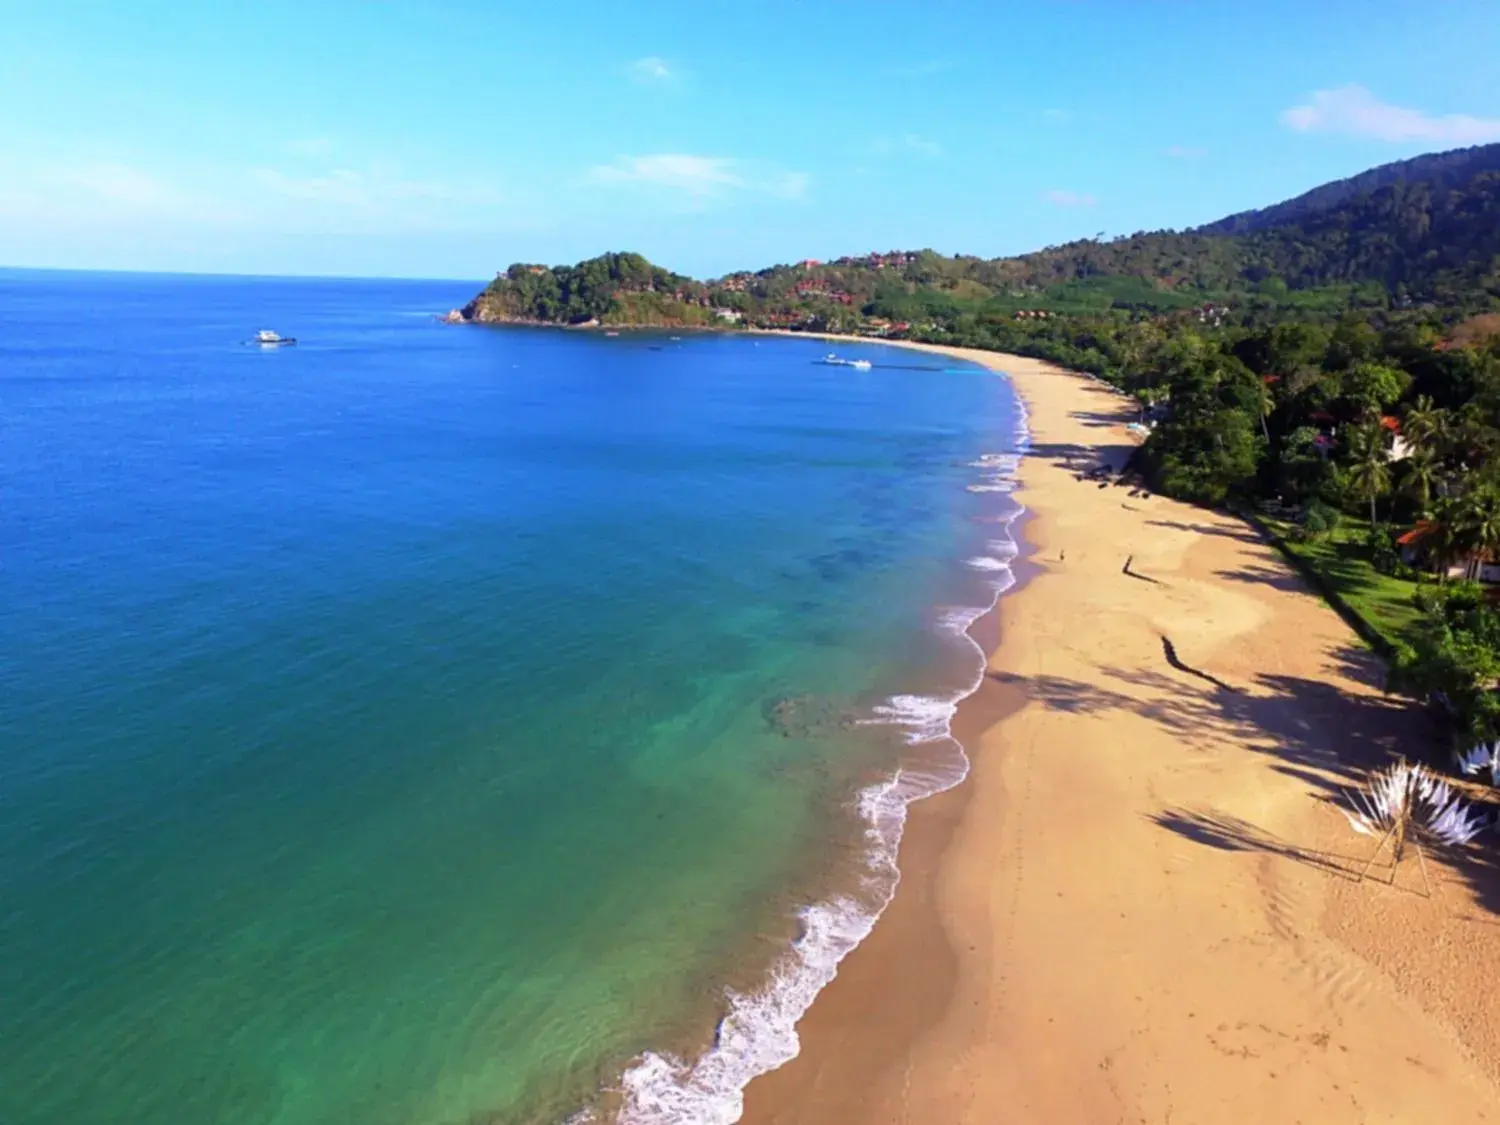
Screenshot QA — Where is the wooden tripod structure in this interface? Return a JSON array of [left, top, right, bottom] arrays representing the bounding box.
[[1352, 759, 1437, 897]]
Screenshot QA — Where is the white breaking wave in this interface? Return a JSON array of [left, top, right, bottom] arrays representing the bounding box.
[[965, 555, 1010, 572], [614, 764, 966, 1125], [966, 449, 1023, 495], [936, 603, 988, 637], [611, 367, 1031, 1125]]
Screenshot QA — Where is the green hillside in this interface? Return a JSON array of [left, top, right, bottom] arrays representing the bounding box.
[[463, 143, 1500, 334]]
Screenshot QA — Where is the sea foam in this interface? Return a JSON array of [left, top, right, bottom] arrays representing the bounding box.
[[612, 372, 1030, 1125]]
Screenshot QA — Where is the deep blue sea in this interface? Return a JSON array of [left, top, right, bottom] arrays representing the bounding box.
[[0, 270, 1024, 1125]]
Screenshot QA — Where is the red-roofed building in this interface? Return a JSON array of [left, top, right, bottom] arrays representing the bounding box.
[[1396, 521, 1436, 549], [1379, 415, 1413, 460], [1398, 521, 1500, 582]]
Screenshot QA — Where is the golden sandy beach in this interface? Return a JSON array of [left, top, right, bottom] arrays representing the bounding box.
[[740, 342, 1500, 1125]]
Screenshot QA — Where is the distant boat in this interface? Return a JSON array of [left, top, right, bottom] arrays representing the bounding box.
[[254, 329, 296, 346], [819, 353, 871, 370], [668, 336, 682, 341], [604, 330, 621, 337]]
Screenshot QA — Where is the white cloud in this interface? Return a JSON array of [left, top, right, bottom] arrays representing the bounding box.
[[254, 167, 369, 205], [0, 147, 542, 262], [252, 166, 497, 208], [243, 165, 505, 234], [1043, 189, 1097, 208], [285, 137, 333, 158], [1281, 84, 1500, 144], [589, 154, 737, 195], [52, 162, 181, 209], [628, 56, 674, 84], [1166, 145, 1206, 159], [891, 59, 955, 78], [769, 170, 810, 199], [0, 158, 229, 223], [0, 144, 508, 236], [869, 134, 943, 159], [587, 153, 807, 200]]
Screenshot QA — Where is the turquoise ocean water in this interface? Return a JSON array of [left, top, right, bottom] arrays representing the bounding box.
[[0, 270, 1025, 1125]]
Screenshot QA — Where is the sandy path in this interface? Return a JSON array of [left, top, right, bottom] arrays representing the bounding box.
[[739, 345, 1500, 1125]]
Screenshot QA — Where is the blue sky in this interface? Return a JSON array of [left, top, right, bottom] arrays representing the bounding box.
[[3, 0, 1499, 280]]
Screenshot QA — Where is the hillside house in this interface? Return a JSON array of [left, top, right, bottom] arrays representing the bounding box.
[[1397, 522, 1500, 583], [792, 280, 853, 304], [1382, 415, 1413, 461]]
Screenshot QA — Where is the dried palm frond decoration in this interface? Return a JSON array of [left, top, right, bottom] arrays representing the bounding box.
[[1457, 741, 1500, 785], [1343, 760, 1489, 894]]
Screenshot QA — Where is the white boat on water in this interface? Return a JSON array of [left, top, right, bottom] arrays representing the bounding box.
[[820, 353, 871, 370], [254, 329, 297, 346]]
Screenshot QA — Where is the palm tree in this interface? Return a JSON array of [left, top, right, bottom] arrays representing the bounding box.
[[1451, 402, 1496, 470], [1400, 448, 1440, 514], [1346, 417, 1392, 526], [1254, 378, 1275, 442], [1422, 496, 1466, 581], [1401, 394, 1446, 457], [1455, 486, 1500, 580]]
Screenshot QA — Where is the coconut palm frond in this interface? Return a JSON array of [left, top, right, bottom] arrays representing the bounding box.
[[1415, 769, 1454, 807], [1456, 741, 1500, 781], [1427, 795, 1490, 846], [1344, 761, 1488, 849], [1346, 767, 1410, 838], [1343, 806, 1383, 837]]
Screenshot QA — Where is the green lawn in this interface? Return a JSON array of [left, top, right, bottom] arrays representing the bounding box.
[[1260, 516, 1426, 654]]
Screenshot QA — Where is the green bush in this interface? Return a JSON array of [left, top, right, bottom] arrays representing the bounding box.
[[1300, 499, 1342, 541], [1367, 523, 1402, 575]]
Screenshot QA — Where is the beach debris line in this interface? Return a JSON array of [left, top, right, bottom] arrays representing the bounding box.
[[1343, 760, 1490, 894]]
